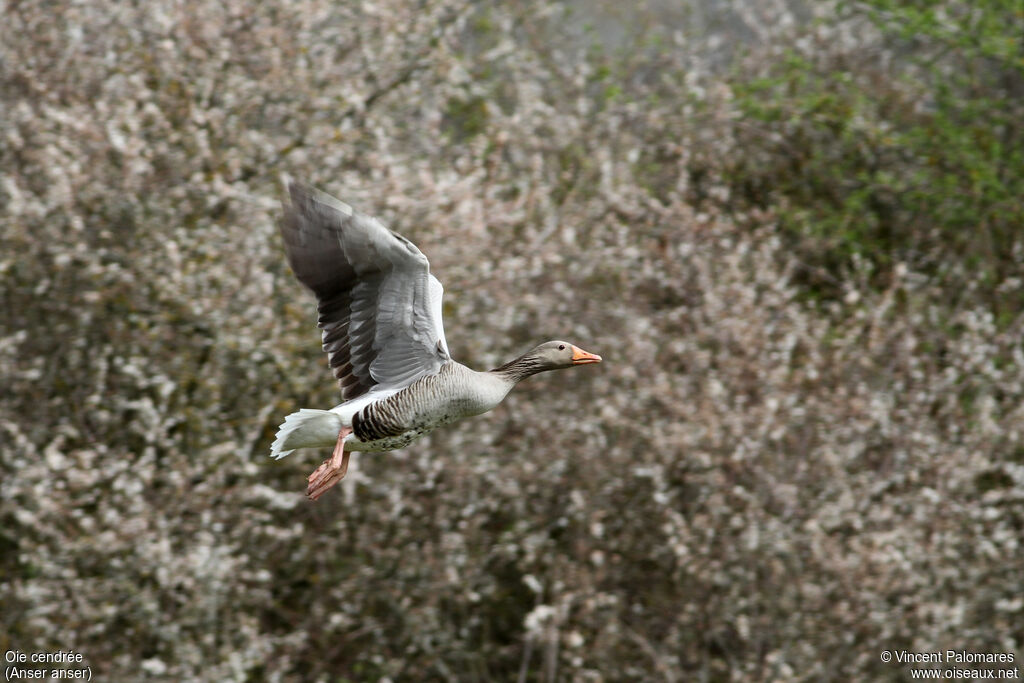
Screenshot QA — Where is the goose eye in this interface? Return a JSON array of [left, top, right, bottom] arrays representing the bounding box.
[[558, 344, 566, 351]]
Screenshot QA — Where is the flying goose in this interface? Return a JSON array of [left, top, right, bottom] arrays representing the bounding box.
[[271, 182, 602, 500]]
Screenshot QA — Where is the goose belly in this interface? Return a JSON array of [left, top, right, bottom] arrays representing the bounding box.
[[345, 363, 505, 453], [347, 400, 469, 452], [347, 427, 435, 452]]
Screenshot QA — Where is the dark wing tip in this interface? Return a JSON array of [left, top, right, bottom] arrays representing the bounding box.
[[285, 178, 312, 209], [283, 180, 356, 223]]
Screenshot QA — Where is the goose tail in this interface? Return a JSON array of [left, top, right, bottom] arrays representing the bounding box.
[[270, 409, 343, 459]]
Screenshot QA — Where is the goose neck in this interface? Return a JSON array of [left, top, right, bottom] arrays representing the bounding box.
[[489, 353, 545, 384]]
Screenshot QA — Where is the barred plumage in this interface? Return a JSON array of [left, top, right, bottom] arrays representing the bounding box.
[[349, 363, 480, 446], [353, 398, 404, 442]]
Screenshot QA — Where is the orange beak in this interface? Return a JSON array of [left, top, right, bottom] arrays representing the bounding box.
[[570, 345, 602, 365]]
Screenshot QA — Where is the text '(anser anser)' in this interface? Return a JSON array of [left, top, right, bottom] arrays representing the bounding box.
[[271, 182, 602, 500]]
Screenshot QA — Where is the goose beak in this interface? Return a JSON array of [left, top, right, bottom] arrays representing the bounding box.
[[570, 346, 602, 365]]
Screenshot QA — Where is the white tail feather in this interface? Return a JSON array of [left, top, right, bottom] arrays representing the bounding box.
[[270, 409, 343, 459]]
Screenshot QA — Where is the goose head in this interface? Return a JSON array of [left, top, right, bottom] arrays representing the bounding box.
[[530, 340, 603, 369], [492, 340, 602, 381]]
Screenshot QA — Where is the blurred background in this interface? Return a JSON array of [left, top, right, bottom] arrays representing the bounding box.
[[2, 0, 1022, 680]]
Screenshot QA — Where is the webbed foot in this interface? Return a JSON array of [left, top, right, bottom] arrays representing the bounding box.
[[307, 426, 352, 501]]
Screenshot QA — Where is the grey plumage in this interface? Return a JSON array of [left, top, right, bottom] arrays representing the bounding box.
[[349, 363, 499, 447], [272, 181, 601, 499], [279, 182, 449, 401]]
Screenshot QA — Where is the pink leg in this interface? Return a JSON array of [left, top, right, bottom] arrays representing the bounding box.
[[307, 426, 353, 501]]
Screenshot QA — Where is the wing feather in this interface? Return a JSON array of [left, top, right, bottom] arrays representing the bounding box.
[[279, 181, 450, 401]]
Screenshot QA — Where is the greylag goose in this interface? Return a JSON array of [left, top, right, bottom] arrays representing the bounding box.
[[272, 182, 602, 500]]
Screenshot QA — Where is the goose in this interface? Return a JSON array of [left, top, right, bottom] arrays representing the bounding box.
[[271, 181, 602, 500]]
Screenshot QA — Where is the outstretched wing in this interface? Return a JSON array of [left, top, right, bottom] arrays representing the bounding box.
[[279, 181, 450, 401]]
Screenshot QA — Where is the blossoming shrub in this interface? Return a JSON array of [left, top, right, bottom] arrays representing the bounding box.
[[2, 0, 1020, 680]]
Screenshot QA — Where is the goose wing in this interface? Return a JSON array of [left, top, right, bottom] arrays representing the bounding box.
[[279, 181, 450, 401]]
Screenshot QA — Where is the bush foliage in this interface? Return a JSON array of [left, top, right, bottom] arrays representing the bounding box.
[[723, 0, 1024, 311], [2, 0, 1021, 680]]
